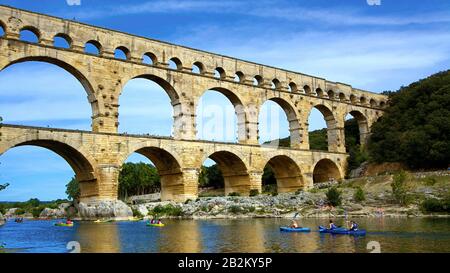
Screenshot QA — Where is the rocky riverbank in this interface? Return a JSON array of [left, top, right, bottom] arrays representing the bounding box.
[[2, 171, 448, 221], [131, 171, 450, 219]]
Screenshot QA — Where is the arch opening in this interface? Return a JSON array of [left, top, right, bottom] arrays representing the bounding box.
[[259, 98, 298, 148], [114, 46, 130, 60], [168, 57, 183, 70], [19, 26, 40, 43], [253, 75, 263, 86], [119, 76, 176, 135], [316, 88, 324, 97], [0, 140, 96, 202], [214, 67, 226, 80], [142, 52, 157, 65], [0, 58, 95, 130], [350, 94, 357, 104], [263, 155, 303, 194], [313, 159, 341, 183], [234, 71, 245, 83], [53, 33, 71, 49], [196, 87, 243, 143], [308, 105, 337, 152], [122, 147, 181, 201], [192, 61, 204, 74], [288, 82, 297, 92], [327, 90, 335, 100], [339, 93, 346, 102], [200, 151, 250, 196], [303, 85, 311, 94], [271, 79, 281, 90], [85, 40, 101, 55]]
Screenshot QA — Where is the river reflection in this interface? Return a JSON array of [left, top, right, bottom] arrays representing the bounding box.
[[1, 218, 449, 253]]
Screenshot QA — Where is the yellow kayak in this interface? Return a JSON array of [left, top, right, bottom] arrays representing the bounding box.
[[128, 217, 143, 222], [94, 219, 113, 223], [147, 223, 165, 227], [55, 222, 73, 227]]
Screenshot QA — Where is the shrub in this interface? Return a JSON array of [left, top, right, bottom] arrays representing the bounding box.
[[229, 205, 243, 214], [248, 206, 256, 213], [271, 192, 278, 196], [353, 187, 365, 202], [150, 204, 184, 216], [31, 206, 46, 218], [131, 207, 143, 218], [295, 189, 303, 195], [326, 187, 342, 207], [249, 189, 259, 197], [228, 192, 240, 197], [421, 197, 450, 213], [262, 184, 277, 195], [392, 171, 411, 205], [424, 177, 437, 186], [15, 208, 26, 215]]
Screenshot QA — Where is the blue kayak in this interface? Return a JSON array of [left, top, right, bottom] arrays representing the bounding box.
[[318, 226, 366, 236], [280, 227, 311, 232]]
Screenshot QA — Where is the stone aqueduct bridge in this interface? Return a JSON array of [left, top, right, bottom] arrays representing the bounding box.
[[0, 6, 388, 203]]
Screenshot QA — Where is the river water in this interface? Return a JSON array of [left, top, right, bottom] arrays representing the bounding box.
[[0, 217, 449, 253]]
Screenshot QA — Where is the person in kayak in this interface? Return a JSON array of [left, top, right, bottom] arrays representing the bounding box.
[[348, 220, 359, 231], [66, 218, 73, 225], [157, 219, 162, 225], [329, 220, 337, 230], [290, 220, 299, 228]]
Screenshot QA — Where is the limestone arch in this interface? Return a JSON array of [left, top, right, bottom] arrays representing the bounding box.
[[19, 25, 41, 43], [120, 145, 184, 201], [121, 73, 180, 104], [312, 158, 342, 183], [53, 33, 72, 49], [201, 150, 250, 196], [263, 155, 304, 193], [142, 52, 158, 65], [0, 136, 97, 199], [259, 96, 301, 148], [307, 103, 340, 152], [0, 56, 99, 127], [344, 109, 370, 147], [197, 86, 248, 142]]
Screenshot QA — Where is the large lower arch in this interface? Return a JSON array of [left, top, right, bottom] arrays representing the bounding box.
[[202, 150, 251, 196], [0, 56, 99, 128], [308, 104, 340, 152], [0, 137, 97, 199], [345, 110, 369, 147], [259, 97, 301, 148], [312, 159, 342, 183], [122, 146, 185, 201], [263, 155, 303, 193], [197, 87, 247, 143]]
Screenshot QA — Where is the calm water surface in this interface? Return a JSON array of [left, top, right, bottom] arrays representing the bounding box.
[[0, 218, 449, 253]]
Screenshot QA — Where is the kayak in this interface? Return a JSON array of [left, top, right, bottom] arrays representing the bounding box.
[[147, 223, 165, 227], [318, 226, 366, 236], [55, 222, 73, 227], [128, 217, 143, 222], [280, 227, 311, 232], [94, 219, 113, 223]]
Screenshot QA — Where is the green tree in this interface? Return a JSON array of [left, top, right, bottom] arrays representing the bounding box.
[[118, 162, 160, 199], [198, 164, 224, 189], [0, 183, 9, 192], [66, 177, 80, 201], [368, 70, 450, 169], [353, 186, 365, 202], [326, 187, 342, 207]]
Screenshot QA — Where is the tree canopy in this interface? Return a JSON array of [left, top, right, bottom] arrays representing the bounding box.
[[368, 70, 450, 169]]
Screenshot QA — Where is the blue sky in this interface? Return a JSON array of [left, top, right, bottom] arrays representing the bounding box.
[[0, 0, 449, 201]]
